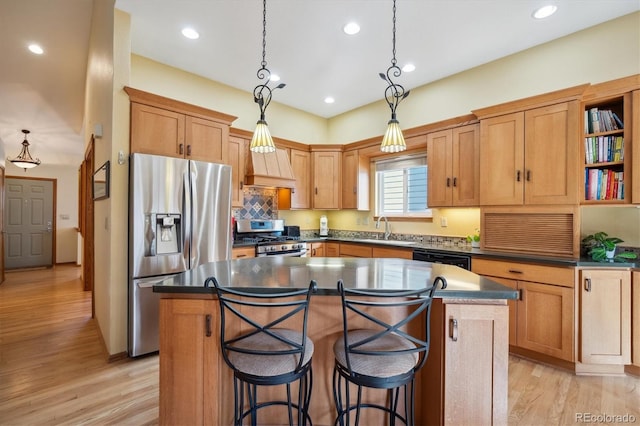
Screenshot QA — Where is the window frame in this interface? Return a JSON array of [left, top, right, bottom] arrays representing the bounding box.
[[374, 154, 432, 219]]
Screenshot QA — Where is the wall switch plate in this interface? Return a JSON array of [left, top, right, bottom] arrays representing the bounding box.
[[440, 217, 448, 227]]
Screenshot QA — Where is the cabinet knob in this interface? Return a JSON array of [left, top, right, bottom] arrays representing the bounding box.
[[526, 170, 531, 181], [516, 170, 521, 182], [179, 144, 184, 155], [315, 187, 318, 195], [205, 314, 212, 337], [449, 318, 458, 342], [453, 177, 457, 187], [187, 145, 192, 156], [446, 177, 451, 187]]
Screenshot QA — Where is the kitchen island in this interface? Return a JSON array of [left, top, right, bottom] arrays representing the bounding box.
[[154, 257, 518, 426]]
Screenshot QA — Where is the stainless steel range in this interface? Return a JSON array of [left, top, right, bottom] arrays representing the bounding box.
[[235, 219, 307, 257]]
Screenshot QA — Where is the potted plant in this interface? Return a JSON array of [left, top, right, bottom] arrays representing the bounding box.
[[581, 232, 637, 262], [466, 229, 480, 248]]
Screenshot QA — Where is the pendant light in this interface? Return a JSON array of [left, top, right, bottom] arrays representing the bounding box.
[[379, 0, 410, 153], [250, 0, 285, 153], [8, 129, 41, 171]]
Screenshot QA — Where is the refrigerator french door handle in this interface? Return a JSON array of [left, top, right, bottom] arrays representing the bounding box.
[[183, 167, 192, 264]]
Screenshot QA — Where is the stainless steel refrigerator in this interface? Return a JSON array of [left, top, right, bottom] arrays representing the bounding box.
[[128, 153, 232, 357]]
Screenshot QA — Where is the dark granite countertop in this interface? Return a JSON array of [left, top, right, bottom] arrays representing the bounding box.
[[153, 257, 519, 300], [300, 237, 639, 268]]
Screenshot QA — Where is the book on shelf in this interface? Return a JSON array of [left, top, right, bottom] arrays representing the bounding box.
[[585, 107, 623, 134], [584, 135, 624, 164], [585, 169, 624, 201]]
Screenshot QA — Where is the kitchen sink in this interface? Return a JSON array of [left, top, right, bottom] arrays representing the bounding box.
[[355, 239, 417, 246]]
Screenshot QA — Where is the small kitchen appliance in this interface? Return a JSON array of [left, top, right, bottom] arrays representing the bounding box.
[[319, 215, 328, 237]]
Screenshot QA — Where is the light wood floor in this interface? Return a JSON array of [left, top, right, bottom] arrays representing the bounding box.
[[1, 265, 638, 425]]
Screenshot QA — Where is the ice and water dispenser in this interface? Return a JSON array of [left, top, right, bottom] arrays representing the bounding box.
[[145, 213, 182, 256]]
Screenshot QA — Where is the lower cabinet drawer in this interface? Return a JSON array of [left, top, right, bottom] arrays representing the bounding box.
[[339, 243, 372, 258]]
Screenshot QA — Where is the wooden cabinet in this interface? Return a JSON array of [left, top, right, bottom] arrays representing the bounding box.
[[130, 103, 229, 163], [479, 101, 579, 206], [312, 149, 341, 209], [126, 87, 235, 164], [421, 300, 508, 425], [231, 246, 255, 259], [159, 298, 224, 425], [578, 269, 631, 367], [342, 149, 369, 210], [517, 280, 574, 361], [427, 124, 479, 207], [325, 243, 340, 257], [371, 246, 413, 259], [130, 103, 185, 158], [308, 242, 325, 257], [581, 76, 640, 204], [632, 271, 640, 375], [339, 243, 372, 258], [472, 258, 575, 362], [289, 149, 311, 209], [633, 91, 640, 204], [227, 136, 247, 208]]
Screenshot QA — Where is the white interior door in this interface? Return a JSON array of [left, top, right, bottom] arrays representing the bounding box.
[[4, 177, 54, 269]]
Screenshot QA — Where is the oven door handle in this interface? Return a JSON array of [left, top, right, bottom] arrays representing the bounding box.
[[263, 249, 307, 257]]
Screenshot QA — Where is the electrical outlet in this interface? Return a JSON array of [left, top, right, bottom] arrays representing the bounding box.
[[440, 217, 448, 227], [363, 217, 369, 225]]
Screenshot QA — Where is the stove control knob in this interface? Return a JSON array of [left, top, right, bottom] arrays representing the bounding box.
[[281, 245, 287, 251]]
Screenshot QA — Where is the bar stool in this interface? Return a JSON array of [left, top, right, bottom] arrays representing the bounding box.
[[332, 277, 444, 426], [207, 277, 317, 426]]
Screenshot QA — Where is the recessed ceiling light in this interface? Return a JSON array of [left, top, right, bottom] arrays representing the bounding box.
[[181, 27, 200, 39], [324, 97, 335, 104], [532, 4, 557, 19], [343, 22, 360, 35], [402, 63, 415, 73], [270, 74, 281, 82], [28, 44, 44, 55]]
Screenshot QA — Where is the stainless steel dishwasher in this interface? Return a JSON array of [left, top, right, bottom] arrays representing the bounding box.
[[412, 248, 471, 270]]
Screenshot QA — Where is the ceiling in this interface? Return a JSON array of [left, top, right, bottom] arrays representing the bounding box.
[[2, 1, 639, 168]]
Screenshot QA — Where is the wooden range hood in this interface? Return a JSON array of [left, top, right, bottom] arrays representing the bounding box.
[[244, 148, 296, 189]]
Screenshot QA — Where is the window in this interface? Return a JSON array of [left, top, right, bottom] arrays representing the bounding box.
[[375, 155, 431, 218]]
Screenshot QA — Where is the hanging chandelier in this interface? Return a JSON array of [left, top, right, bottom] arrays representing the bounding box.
[[379, 0, 410, 153], [250, 0, 285, 153], [8, 129, 41, 171]]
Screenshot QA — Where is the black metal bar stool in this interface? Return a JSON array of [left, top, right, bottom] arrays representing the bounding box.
[[207, 277, 317, 426], [332, 277, 445, 425]]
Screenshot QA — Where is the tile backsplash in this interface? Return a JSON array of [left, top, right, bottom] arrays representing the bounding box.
[[233, 187, 279, 220]]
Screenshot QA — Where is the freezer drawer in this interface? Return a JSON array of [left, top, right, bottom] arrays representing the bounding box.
[[129, 276, 167, 357]]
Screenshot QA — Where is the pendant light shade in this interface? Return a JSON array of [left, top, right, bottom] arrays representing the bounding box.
[[380, 118, 406, 153], [250, 0, 285, 153], [250, 120, 275, 154], [379, 0, 410, 153], [8, 129, 41, 171]]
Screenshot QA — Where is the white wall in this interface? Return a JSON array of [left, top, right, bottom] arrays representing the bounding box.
[[5, 163, 79, 263]]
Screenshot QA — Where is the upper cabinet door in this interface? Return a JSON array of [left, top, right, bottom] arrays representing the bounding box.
[[426, 129, 453, 207], [524, 101, 579, 205], [290, 149, 311, 209], [479, 112, 525, 205], [312, 151, 341, 209], [451, 124, 480, 206], [185, 116, 229, 163], [130, 103, 186, 158], [227, 136, 247, 208]]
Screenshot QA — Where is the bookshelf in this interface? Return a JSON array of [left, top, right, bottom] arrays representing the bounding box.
[[581, 93, 630, 204]]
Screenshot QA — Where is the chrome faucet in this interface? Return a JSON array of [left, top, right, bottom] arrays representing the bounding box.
[[376, 215, 391, 240]]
